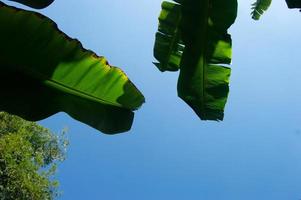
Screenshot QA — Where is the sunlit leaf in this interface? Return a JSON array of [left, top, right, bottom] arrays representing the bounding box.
[[153, 1, 183, 72], [153, 0, 237, 120], [0, 2, 145, 134], [251, 0, 272, 20]]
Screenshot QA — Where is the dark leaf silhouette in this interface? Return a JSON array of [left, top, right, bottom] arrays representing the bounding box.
[[9, 0, 54, 9], [286, 0, 301, 8]]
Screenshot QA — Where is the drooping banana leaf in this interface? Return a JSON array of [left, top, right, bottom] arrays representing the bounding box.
[[178, 0, 237, 120], [0, 2, 145, 134], [251, 0, 272, 20], [285, 0, 301, 8], [153, 0, 237, 120], [9, 0, 54, 9]]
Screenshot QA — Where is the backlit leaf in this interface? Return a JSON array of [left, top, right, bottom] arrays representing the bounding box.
[[0, 2, 145, 134]]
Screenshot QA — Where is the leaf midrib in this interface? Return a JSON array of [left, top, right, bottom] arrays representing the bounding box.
[[198, 0, 210, 113], [22, 67, 124, 109], [44, 79, 122, 108]]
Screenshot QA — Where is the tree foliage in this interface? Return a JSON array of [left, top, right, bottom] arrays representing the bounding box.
[[0, 112, 67, 200]]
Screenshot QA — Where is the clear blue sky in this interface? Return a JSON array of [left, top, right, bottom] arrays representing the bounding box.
[[5, 0, 301, 199]]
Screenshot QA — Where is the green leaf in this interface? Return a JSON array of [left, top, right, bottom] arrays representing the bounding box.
[[177, 0, 237, 120], [153, 0, 237, 120], [0, 2, 145, 134], [153, 1, 184, 72], [251, 0, 272, 20], [8, 0, 54, 9]]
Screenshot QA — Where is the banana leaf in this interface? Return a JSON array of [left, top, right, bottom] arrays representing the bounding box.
[[153, 1, 183, 72], [251, 0, 272, 20], [0, 2, 145, 134], [9, 0, 54, 9], [286, 0, 301, 8], [153, 0, 237, 120]]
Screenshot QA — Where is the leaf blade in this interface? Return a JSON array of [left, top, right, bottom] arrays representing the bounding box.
[[285, 0, 301, 8], [0, 2, 145, 134], [153, 0, 237, 120], [177, 0, 237, 120], [8, 0, 54, 9], [251, 0, 272, 20], [153, 1, 183, 72]]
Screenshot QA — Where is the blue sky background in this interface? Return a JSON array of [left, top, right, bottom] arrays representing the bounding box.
[[4, 0, 301, 199]]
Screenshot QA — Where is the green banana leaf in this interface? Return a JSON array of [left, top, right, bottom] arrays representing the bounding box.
[[9, 0, 54, 9], [153, 0, 237, 120], [0, 2, 145, 134], [153, 1, 183, 72], [251, 0, 272, 20]]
